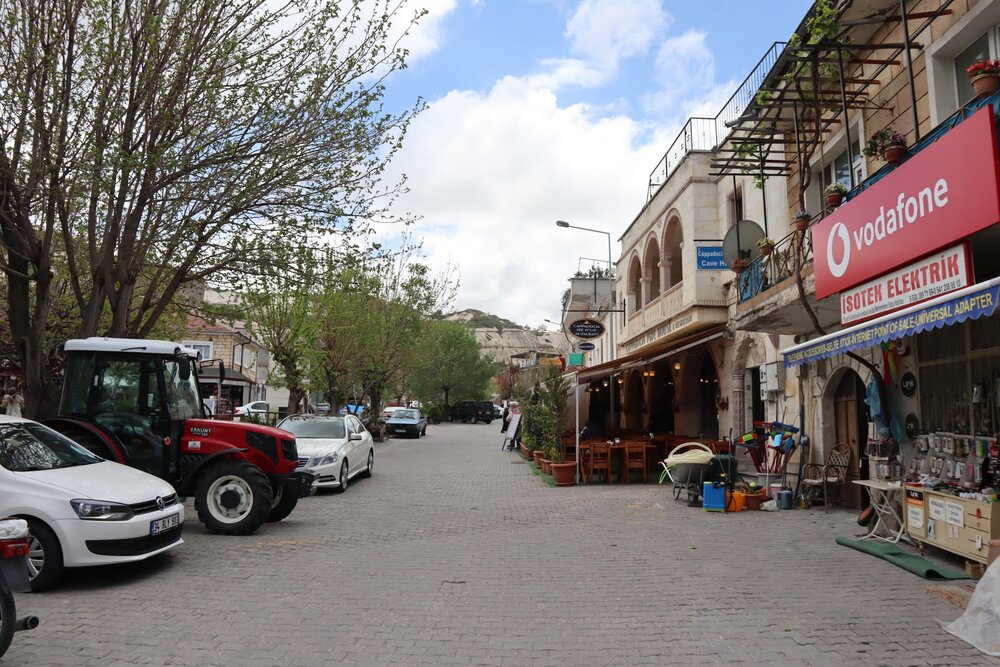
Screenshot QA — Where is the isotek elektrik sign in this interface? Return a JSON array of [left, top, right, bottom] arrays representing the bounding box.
[[813, 105, 1000, 300]]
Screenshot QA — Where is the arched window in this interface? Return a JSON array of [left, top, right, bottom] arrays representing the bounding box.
[[644, 237, 661, 302], [664, 217, 683, 288], [628, 256, 643, 313]]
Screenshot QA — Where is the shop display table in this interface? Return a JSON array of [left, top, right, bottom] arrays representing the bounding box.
[[853, 479, 909, 544], [903, 485, 1000, 564]]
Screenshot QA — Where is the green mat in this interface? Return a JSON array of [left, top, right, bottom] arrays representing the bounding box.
[[835, 536, 968, 580]]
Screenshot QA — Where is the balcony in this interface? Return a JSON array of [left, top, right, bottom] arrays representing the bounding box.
[[620, 281, 728, 355], [647, 42, 785, 201], [734, 90, 1000, 334]]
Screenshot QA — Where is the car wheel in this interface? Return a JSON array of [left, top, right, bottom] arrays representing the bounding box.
[[361, 450, 374, 478], [266, 485, 298, 523], [422, 425, 427, 436], [337, 460, 350, 493], [26, 519, 63, 592], [195, 460, 272, 535]]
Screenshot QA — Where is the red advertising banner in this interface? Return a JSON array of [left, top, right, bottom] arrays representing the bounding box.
[[813, 105, 1000, 300]]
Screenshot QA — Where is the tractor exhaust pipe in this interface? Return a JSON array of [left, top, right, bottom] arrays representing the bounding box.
[[15, 615, 39, 632]]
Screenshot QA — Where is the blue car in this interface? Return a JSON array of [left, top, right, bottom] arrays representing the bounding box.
[[385, 408, 428, 438]]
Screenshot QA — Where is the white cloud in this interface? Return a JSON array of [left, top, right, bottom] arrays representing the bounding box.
[[395, 0, 461, 62], [384, 79, 665, 327], [643, 29, 717, 115], [566, 0, 670, 69]]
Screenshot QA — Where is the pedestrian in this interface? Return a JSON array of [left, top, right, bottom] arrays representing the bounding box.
[[5, 385, 24, 418], [500, 404, 509, 433]]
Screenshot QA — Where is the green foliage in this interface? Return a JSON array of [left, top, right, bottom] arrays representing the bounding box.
[[519, 367, 572, 462], [425, 404, 445, 424], [409, 320, 496, 408]]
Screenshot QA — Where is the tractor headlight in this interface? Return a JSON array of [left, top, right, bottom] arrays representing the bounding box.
[[71, 499, 135, 521]]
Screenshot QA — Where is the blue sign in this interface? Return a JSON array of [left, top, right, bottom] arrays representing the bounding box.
[[696, 245, 726, 270], [783, 282, 1000, 368], [578, 342, 595, 351]]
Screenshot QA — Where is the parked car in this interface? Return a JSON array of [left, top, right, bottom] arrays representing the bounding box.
[[234, 400, 270, 417], [448, 401, 495, 424], [0, 415, 184, 591], [338, 404, 370, 425], [381, 405, 405, 420], [276, 414, 373, 492], [493, 404, 503, 419], [385, 409, 428, 438]]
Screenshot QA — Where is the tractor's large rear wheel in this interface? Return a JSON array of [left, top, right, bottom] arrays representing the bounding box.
[[195, 460, 272, 535], [266, 486, 298, 523]]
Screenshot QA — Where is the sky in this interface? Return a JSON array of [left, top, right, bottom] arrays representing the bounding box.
[[379, 0, 812, 329]]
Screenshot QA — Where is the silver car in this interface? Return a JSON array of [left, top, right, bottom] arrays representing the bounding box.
[[277, 414, 374, 492]]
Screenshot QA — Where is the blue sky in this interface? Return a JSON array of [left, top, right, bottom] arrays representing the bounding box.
[[380, 0, 812, 327]]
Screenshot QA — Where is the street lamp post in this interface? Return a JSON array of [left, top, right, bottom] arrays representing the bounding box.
[[555, 220, 615, 364]]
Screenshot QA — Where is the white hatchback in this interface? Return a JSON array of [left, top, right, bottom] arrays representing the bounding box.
[[0, 415, 184, 590]]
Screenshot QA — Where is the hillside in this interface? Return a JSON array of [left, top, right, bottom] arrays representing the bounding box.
[[444, 309, 569, 365]]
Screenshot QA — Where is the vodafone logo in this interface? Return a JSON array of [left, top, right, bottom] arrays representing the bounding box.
[[826, 222, 851, 278]]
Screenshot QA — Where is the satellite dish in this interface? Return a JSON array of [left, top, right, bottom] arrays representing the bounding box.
[[722, 219, 765, 267]]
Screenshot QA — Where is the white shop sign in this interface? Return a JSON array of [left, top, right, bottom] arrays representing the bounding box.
[[839, 244, 971, 326], [929, 496, 947, 521], [945, 500, 965, 527], [907, 505, 924, 529]]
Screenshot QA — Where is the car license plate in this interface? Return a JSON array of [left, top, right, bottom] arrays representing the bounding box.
[[150, 513, 180, 536]]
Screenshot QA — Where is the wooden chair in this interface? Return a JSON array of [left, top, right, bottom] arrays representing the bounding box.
[[583, 441, 612, 484], [801, 443, 852, 513], [623, 441, 648, 483]]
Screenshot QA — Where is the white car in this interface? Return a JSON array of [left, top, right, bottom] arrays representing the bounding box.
[[0, 415, 184, 590], [277, 414, 373, 492], [234, 400, 270, 417]]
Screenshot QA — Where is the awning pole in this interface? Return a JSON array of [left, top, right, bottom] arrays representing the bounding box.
[[575, 381, 581, 484]]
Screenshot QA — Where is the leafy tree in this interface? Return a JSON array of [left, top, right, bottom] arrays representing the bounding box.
[[409, 321, 497, 409], [0, 0, 424, 417]]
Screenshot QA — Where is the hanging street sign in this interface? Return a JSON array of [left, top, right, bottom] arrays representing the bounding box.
[[577, 342, 596, 351], [568, 319, 606, 339]]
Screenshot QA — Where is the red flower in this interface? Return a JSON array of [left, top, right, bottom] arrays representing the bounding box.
[[967, 59, 1000, 77]]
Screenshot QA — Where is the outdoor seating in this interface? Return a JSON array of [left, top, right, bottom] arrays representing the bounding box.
[[623, 441, 648, 483], [801, 443, 852, 513], [583, 441, 612, 484]]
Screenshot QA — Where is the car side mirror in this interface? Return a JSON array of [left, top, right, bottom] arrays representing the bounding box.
[[349, 433, 363, 441]]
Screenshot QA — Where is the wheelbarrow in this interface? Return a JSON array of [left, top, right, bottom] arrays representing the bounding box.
[[658, 442, 715, 505]]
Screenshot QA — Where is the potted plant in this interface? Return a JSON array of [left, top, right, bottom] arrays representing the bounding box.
[[967, 59, 1000, 97], [730, 258, 749, 273], [756, 237, 775, 256], [792, 210, 811, 232], [863, 127, 907, 165], [824, 182, 848, 208]]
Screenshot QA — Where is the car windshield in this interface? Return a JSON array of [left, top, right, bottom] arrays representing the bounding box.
[[279, 419, 346, 439], [0, 423, 103, 472], [395, 410, 420, 419]]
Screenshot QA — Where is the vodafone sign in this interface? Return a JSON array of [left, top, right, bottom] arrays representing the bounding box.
[[813, 105, 1000, 300]]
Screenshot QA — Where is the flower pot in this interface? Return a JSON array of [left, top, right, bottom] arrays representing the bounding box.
[[744, 492, 765, 511], [730, 259, 748, 273], [730, 491, 747, 512], [541, 458, 552, 475], [532, 450, 544, 468], [883, 142, 907, 165], [825, 193, 844, 208], [972, 73, 1000, 97], [551, 461, 577, 486], [793, 217, 810, 232], [759, 243, 773, 256], [522, 445, 532, 459]]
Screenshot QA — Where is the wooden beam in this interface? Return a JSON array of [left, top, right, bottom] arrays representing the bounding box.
[[839, 9, 952, 26]]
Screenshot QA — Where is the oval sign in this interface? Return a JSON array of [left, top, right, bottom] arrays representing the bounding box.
[[568, 319, 606, 339], [578, 342, 596, 351]]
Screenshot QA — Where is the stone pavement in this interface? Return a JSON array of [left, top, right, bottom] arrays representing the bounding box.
[[6, 423, 995, 666]]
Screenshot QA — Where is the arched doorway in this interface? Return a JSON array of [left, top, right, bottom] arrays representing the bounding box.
[[646, 361, 675, 434], [624, 371, 644, 431], [833, 370, 868, 509], [644, 238, 661, 302], [664, 217, 683, 288], [698, 356, 720, 439], [628, 256, 643, 313]]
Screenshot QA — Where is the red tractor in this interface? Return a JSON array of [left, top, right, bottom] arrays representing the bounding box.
[[45, 338, 314, 536]]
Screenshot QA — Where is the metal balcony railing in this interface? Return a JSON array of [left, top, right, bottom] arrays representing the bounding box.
[[737, 226, 814, 304], [647, 41, 785, 200]]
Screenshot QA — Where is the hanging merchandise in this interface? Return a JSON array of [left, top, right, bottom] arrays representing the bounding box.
[[880, 341, 900, 387]]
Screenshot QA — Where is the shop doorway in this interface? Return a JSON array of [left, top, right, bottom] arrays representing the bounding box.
[[833, 371, 868, 509], [646, 363, 675, 434]]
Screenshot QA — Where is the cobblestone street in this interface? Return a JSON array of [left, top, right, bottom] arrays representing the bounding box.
[[6, 423, 995, 666]]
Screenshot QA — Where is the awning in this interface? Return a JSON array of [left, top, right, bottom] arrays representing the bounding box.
[[197, 367, 254, 385], [575, 325, 727, 384], [781, 277, 1000, 368]]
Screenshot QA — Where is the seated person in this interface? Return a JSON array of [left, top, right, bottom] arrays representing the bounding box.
[[579, 419, 606, 440]]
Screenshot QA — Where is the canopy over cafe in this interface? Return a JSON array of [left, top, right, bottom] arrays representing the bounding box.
[[782, 102, 1000, 565]]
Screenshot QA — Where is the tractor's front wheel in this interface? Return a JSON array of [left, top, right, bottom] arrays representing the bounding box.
[[195, 460, 272, 535], [266, 485, 298, 523]]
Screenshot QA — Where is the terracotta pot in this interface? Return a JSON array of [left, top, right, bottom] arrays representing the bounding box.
[[825, 193, 844, 208], [533, 450, 544, 468], [883, 143, 907, 165], [972, 73, 1000, 97], [730, 259, 748, 273], [551, 461, 577, 486], [522, 445, 532, 460], [541, 458, 552, 475], [759, 243, 773, 256], [744, 493, 765, 511], [793, 217, 810, 232]]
